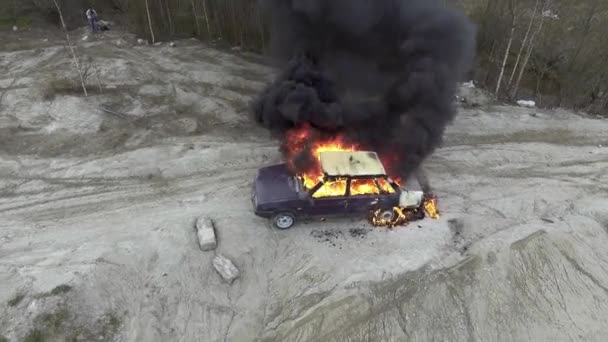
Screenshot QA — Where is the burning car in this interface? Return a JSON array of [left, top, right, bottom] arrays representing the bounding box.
[[252, 150, 434, 229]]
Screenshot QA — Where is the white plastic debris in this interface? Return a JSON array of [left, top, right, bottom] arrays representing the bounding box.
[[517, 100, 536, 108], [195, 216, 217, 251], [212, 254, 240, 284]]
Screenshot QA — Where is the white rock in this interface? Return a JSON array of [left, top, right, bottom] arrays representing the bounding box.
[[231, 46, 242, 52], [137, 38, 146, 45], [12, 26, 18, 32], [154, 42, 162, 46], [170, 42, 176, 47], [212, 254, 240, 284], [82, 35, 89, 41], [517, 100, 536, 108], [195, 216, 217, 251], [43, 38, 49, 42]]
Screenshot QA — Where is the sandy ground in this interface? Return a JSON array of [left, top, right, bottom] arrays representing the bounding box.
[[1, 28, 608, 342]]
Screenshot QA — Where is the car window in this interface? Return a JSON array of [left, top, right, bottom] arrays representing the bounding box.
[[377, 178, 396, 194], [350, 179, 380, 196], [312, 179, 347, 198]]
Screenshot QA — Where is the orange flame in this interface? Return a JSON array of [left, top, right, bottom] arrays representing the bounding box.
[[285, 124, 398, 197]]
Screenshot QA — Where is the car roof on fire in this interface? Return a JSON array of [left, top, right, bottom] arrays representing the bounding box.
[[319, 151, 387, 177]]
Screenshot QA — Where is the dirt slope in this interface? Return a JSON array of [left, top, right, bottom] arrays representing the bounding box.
[[1, 28, 607, 342]]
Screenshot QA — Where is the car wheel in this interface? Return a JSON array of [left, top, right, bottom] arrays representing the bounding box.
[[272, 212, 296, 230], [378, 208, 396, 222]]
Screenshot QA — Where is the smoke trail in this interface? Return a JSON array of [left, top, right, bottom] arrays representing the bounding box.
[[253, 0, 476, 179]]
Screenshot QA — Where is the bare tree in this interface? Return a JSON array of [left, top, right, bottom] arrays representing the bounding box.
[[190, 0, 201, 36], [511, 3, 549, 99], [201, 0, 212, 38], [145, 0, 155, 44], [163, 0, 174, 36], [507, 0, 540, 88], [51, 0, 87, 97], [495, 0, 517, 95]]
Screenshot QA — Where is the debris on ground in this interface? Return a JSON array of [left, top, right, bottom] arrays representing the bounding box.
[[212, 254, 240, 284], [310, 229, 345, 248], [517, 100, 536, 108], [137, 38, 146, 45], [349, 228, 371, 238], [195, 216, 217, 251]]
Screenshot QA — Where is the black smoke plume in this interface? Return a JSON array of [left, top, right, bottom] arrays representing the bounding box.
[[253, 0, 476, 180]]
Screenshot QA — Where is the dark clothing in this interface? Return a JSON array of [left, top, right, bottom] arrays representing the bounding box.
[[86, 9, 98, 32]]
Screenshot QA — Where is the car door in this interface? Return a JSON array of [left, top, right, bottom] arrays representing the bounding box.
[[346, 178, 383, 215], [308, 179, 349, 216]]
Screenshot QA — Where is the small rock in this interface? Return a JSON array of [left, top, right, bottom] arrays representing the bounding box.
[[12, 25, 18, 31], [195, 216, 217, 251], [137, 38, 146, 45], [169, 42, 176, 47], [43, 38, 49, 42], [82, 35, 89, 41], [175, 117, 198, 134], [212, 254, 240, 284], [231, 46, 242, 52], [154, 42, 162, 46]]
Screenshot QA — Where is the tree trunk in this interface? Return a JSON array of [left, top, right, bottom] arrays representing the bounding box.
[[190, 0, 201, 36], [164, 0, 174, 36], [214, 8, 223, 40], [145, 0, 155, 44], [483, 40, 498, 86], [496, 3, 517, 95], [508, 0, 539, 88], [230, 0, 239, 46], [201, 0, 212, 39], [52, 0, 87, 97], [535, 69, 546, 105], [511, 14, 545, 99], [565, 0, 599, 75], [257, 5, 265, 51]]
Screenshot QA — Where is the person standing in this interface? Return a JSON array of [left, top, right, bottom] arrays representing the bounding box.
[[86, 7, 98, 32]]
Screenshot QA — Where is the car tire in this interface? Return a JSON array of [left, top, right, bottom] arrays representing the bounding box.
[[272, 212, 296, 230], [378, 208, 396, 222]]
